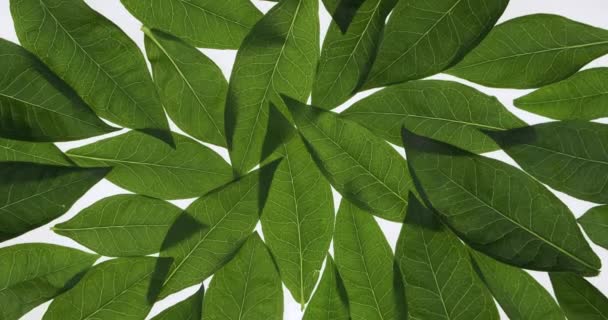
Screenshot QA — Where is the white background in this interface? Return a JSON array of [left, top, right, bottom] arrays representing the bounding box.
[[1, 0, 608, 319]]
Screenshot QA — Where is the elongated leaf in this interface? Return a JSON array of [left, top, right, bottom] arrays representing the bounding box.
[[43, 257, 167, 320], [514, 68, 608, 120], [0, 39, 114, 141], [144, 28, 227, 147], [203, 233, 283, 320], [334, 200, 405, 320], [0, 138, 71, 166], [471, 251, 565, 320], [550, 272, 608, 320], [363, 0, 508, 89], [67, 131, 232, 200], [487, 121, 608, 204], [447, 14, 608, 88], [344, 80, 525, 153], [0, 162, 107, 242], [312, 0, 395, 109], [302, 256, 349, 320], [226, 0, 319, 174], [396, 195, 499, 320], [152, 285, 204, 320], [0, 244, 98, 320], [321, 0, 365, 33], [11, 0, 172, 143], [286, 97, 415, 222], [579, 205, 608, 250], [121, 0, 262, 49], [401, 128, 601, 275], [53, 195, 182, 257]]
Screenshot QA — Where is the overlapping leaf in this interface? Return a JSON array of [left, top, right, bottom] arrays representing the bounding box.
[[0, 138, 71, 166], [151, 285, 204, 320], [579, 205, 608, 250], [302, 256, 349, 320], [550, 272, 608, 320]]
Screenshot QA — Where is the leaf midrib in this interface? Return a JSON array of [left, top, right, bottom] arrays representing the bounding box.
[[517, 143, 608, 166], [0, 144, 67, 166], [346, 110, 507, 131]]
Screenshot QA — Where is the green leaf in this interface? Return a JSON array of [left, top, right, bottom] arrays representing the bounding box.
[[285, 97, 415, 222], [0, 138, 72, 166], [143, 27, 227, 147], [0, 39, 115, 141], [343, 80, 525, 153], [67, 131, 232, 200], [363, 0, 508, 89], [53, 194, 183, 257], [43, 257, 167, 320], [320, 0, 365, 33], [401, 128, 601, 275], [261, 135, 334, 306], [11, 0, 172, 143], [579, 205, 608, 251], [0, 244, 98, 320], [487, 121, 608, 204], [225, 0, 319, 174], [550, 272, 608, 320], [471, 251, 565, 320], [514, 68, 608, 120], [151, 285, 204, 320], [121, 0, 262, 49], [302, 256, 349, 320], [447, 14, 608, 88], [396, 195, 499, 320], [334, 200, 406, 320], [0, 162, 107, 242], [203, 233, 283, 320], [311, 0, 395, 109]]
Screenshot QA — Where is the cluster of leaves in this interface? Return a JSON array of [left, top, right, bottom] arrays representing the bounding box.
[[1, 0, 608, 319]]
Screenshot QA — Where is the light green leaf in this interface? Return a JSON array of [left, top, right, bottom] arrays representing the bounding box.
[[0, 138, 72, 166], [67, 131, 232, 200], [402, 128, 601, 275], [344, 80, 525, 153], [152, 285, 204, 320], [312, 0, 396, 109], [514, 68, 608, 120], [579, 205, 608, 251], [0, 39, 115, 141], [225, 0, 319, 174], [0, 244, 98, 320], [53, 194, 183, 257], [363, 0, 508, 89], [285, 97, 415, 222], [0, 162, 107, 242], [203, 233, 283, 320], [302, 256, 349, 320], [11, 0, 172, 143], [334, 200, 406, 320], [487, 121, 608, 204], [121, 0, 262, 49], [396, 195, 499, 320], [550, 272, 608, 320], [471, 251, 565, 320], [447, 14, 608, 88], [143, 27, 227, 147]]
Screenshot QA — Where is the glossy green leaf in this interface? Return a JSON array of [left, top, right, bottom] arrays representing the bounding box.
[[0, 138, 72, 166], [363, 0, 508, 89], [334, 200, 406, 320], [226, 0, 319, 174], [396, 195, 499, 320], [514, 68, 608, 120], [471, 251, 565, 320], [447, 14, 608, 88], [402, 128, 601, 275], [203, 233, 283, 320], [344, 80, 525, 153], [487, 121, 608, 204], [0, 162, 108, 242], [302, 256, 349, 320], [0, 39, 115, 141], [11, 0, 172, 143], [67, 131, 232, 200], [53, 194, 183, 257], [579, 205, 608, 250], [152, 285, 204, 320], [0, 244, 98, 320], [121, 0, 262, 49], [286, 97, 415, 222], [144, 27, 227, 147], [550, 272, 608, 320]]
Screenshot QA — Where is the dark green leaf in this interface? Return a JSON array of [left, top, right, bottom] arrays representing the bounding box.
[[151, 285, 204, 320], [0, 138, 72, 166], [550, 272, 608, 320], [302, 256, 349, 320], [67, 131, 232, 200], [320, 0, 365, 33], [402, 128, 601, 275], [447, 14, 608, 88], [0, 244, 98, 320], [579, 205, 608, 250]]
